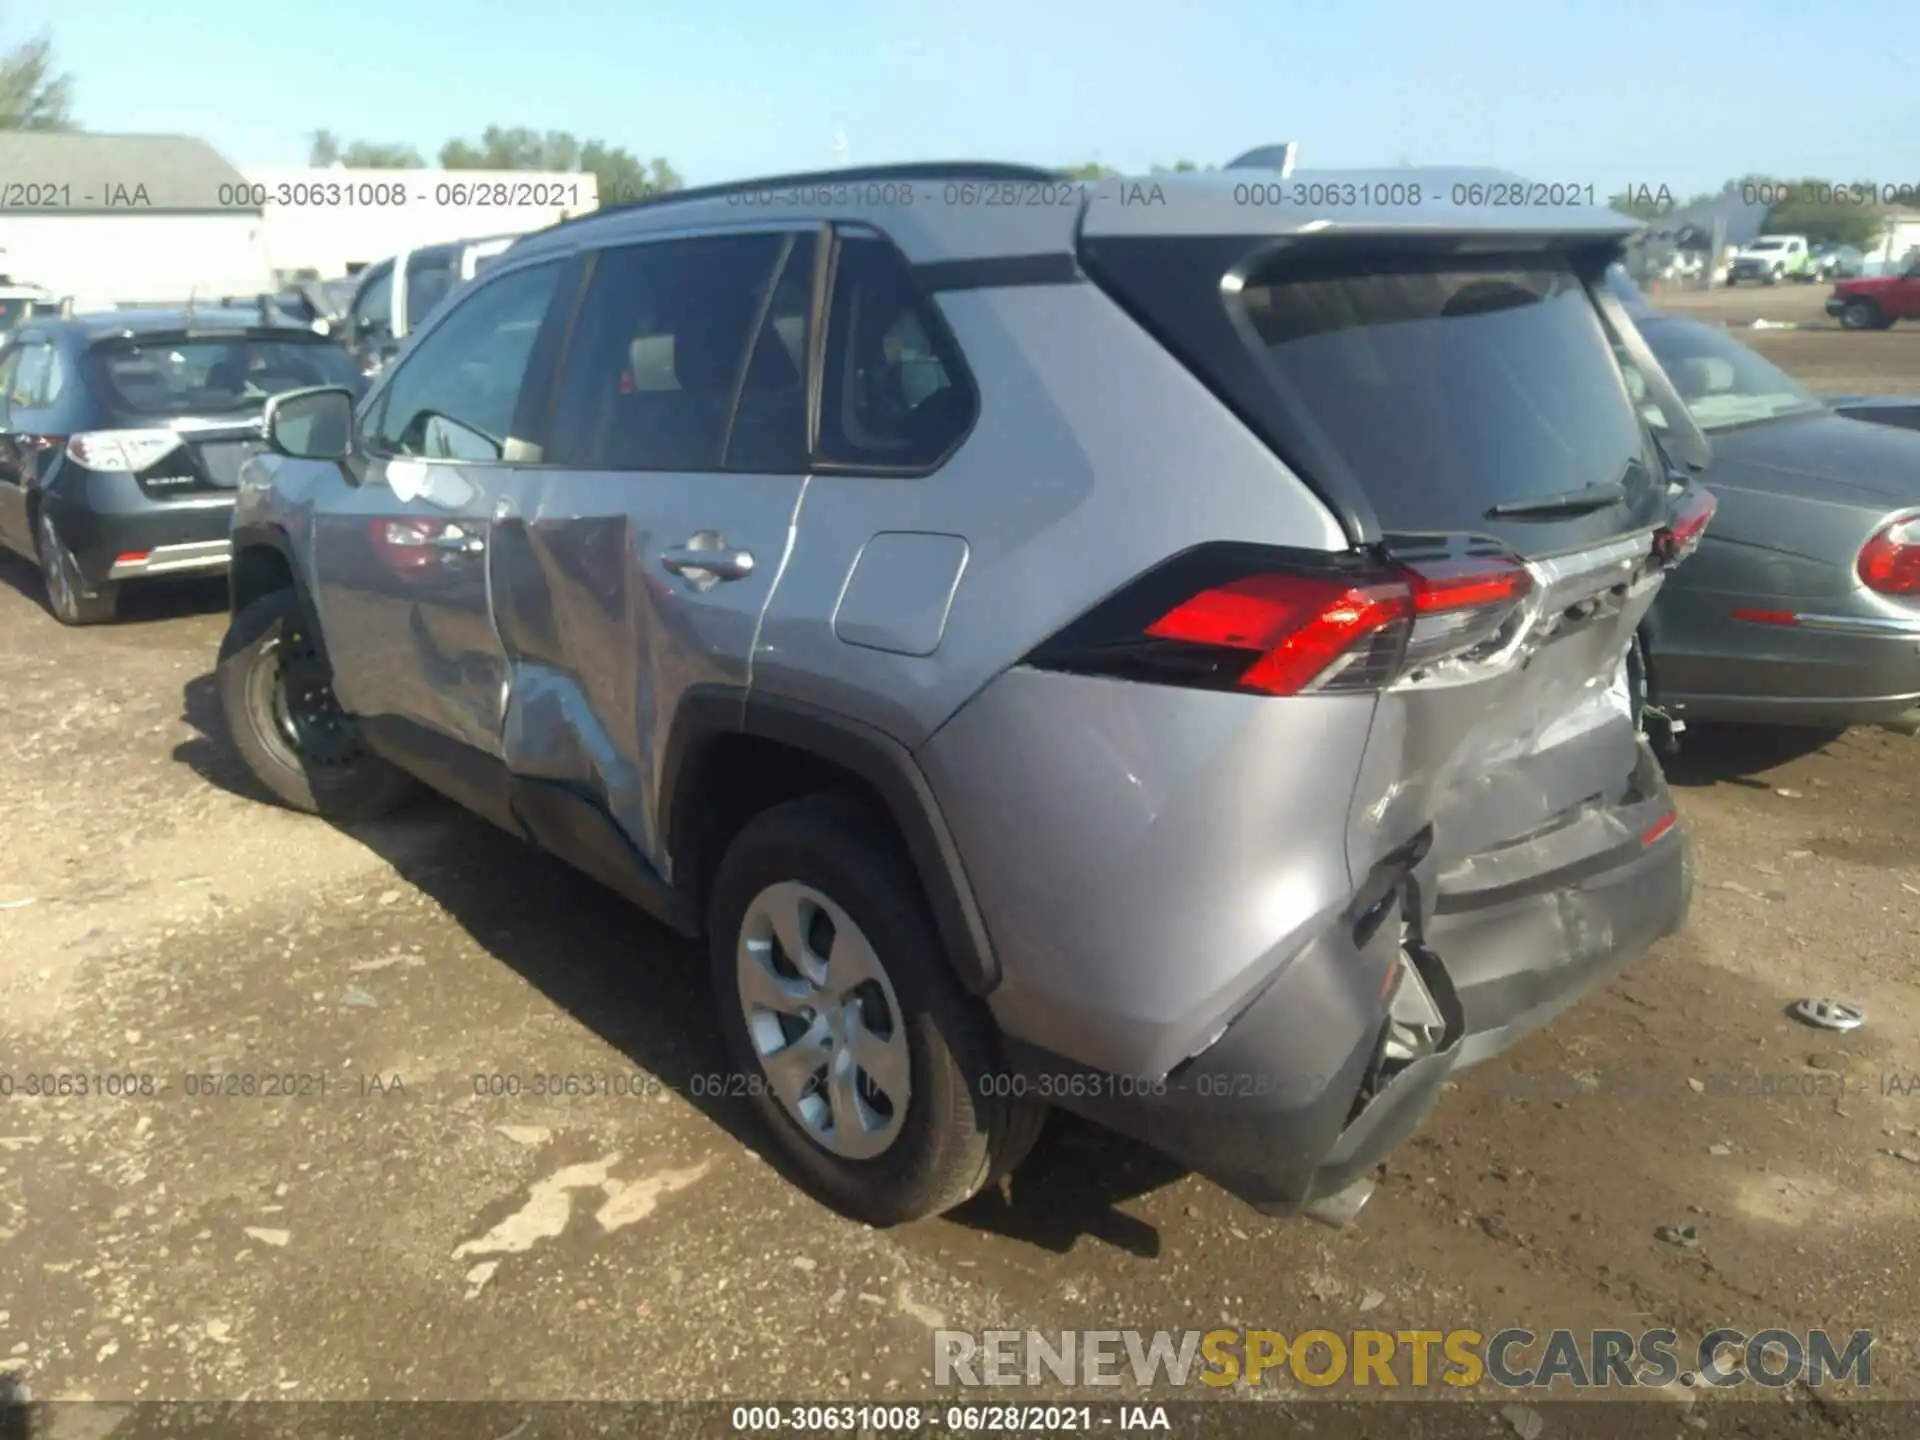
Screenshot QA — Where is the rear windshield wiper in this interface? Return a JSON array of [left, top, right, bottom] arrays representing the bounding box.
[[1484, 479, 1629, 521]]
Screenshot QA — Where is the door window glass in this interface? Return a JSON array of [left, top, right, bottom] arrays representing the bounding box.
[[546, 232, 799, 472], [369, 260, 565, 461]]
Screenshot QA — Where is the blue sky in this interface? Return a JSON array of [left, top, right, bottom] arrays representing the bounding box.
[[17, 0, 1917, 197]]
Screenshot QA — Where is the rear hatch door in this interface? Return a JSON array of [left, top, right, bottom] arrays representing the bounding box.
[[87, 327, 366, 498], [1077, 177, 1709, 896]]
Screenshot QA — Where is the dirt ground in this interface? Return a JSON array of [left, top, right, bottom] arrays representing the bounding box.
[[1656, 281, 1920, 394], [3, 330, 1920, 1425]]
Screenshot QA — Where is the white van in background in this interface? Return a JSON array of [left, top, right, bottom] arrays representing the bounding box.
[[339, 235, 517, 374]]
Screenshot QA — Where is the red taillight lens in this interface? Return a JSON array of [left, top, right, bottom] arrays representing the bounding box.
[[1641, 810, 1678, 847], [1858, 511, 1920, 596], [1027, 544, 1535, 699], [1653, 486, 1717, 566], [1144, 573, 1414, 696], [369, 517, 440, 574]]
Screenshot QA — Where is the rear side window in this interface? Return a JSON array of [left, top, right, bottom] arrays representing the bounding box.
[[8, 342, 54, 410], [818, 235, 974, 470], [546, 231, 811, 473], [89, 337, 362, 414]]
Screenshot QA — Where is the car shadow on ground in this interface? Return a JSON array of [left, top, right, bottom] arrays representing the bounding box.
[[172, 670, 1189, 1256], [1658, 721, 1848, 789], [0, 553, 226, 626]]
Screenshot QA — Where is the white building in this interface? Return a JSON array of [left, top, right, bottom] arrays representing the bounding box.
[[245, 167, 600, 282], [0, 132, 273, 307], [1869, 206, 1920, 270]]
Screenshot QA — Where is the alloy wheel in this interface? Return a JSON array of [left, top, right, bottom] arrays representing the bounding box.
[[735, 880, 911, 1161]]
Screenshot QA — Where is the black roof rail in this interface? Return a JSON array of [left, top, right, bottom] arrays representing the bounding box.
[[525, 160, 1066, 241]]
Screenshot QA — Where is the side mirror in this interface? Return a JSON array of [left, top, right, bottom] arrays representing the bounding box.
[[264, 386, 355, 461]]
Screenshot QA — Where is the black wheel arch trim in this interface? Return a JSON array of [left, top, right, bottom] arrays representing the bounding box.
[[228, 522, 334, 670], [662, 687, 1001, 996]]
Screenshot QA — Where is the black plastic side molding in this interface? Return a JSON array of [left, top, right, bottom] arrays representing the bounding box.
[[661, 689, 1002, 995]]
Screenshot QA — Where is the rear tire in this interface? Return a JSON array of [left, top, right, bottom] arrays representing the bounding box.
[[35, 510, 117, 626], [707, 792, 1043, 1226], [216, 588, 418, 821]]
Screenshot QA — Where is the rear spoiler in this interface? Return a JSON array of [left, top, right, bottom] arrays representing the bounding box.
[[1224, 141, 1299, 175], [86, 325, 331, 348]]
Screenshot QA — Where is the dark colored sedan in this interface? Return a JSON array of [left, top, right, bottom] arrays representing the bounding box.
[[1618, 313, 1920, 734], [0, 307, 367, 624]]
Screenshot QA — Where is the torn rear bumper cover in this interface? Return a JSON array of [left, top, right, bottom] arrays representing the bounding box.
[[1017, 778, 1694, 1218]]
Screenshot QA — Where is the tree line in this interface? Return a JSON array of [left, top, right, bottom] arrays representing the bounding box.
[[1608, 175, 1894, 251], [0, 22, 1899, 247]]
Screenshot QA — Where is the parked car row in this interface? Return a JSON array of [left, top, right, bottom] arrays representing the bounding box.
[[0, 305, 367, 622], [0, 162, 1909, 1234], [1600, 266, 1920, 737]]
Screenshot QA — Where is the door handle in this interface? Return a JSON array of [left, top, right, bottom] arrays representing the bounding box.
[[660, 541, 754, 582]]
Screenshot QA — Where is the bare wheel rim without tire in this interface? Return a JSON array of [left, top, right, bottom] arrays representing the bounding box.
[[38, 513, 76, 619], [245, 622, 365, 769], [736, 880, 911, 1161]]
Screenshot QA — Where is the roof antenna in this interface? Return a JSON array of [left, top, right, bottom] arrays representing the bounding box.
[[184, 286, 198, 329], [257, 292, 272, 326]]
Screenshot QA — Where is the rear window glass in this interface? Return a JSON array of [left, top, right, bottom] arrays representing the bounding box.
[[817, 235, 975, 470], [1238, 253, 1652, 532], [89, 337, 364, 414]]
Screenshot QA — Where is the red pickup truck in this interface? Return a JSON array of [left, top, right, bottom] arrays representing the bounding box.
[[1828, 253, 1920, 329]]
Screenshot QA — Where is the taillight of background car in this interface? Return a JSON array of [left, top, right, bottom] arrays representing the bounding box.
[[1652, 487, 1717, 567], [368, 517, 482, 581], [1857, 511, 1920, 596], [1024, 543, 1536, 698], [66, 430, 187, 472]]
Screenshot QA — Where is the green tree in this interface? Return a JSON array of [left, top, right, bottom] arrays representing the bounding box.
[[0, 30, 75, 131], [1060, 162, 1118, 179], [310, 130, 424, 167], [1762, 176, 1890, 250], [1149, 159, 1211, 173], [438, 125, 681, 203], [343, 140, 424, 168], [440, 126, 579, 171], [579, 142, 681, 203]]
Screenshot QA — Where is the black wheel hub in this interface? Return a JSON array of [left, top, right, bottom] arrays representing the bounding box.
[[262, 628, 363, 768]]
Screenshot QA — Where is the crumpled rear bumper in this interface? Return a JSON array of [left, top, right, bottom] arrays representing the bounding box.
[[1014, 747, 1693, 1217]]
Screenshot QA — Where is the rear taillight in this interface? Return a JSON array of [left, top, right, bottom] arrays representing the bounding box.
[[1653, 486, 1717, 566], [67, 429, 185, 472], [1857, 511, 1920, 596], [1026, 544, 1534, 698]]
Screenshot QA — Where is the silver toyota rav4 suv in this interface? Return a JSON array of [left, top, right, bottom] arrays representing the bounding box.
[[218, 160, 1714, 1228]]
